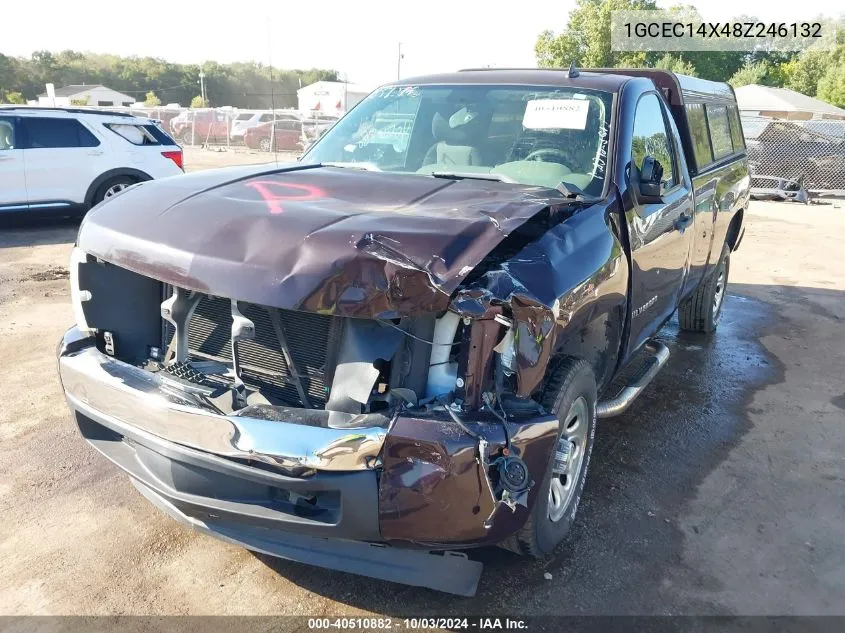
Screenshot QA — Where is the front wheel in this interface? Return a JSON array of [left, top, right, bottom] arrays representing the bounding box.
[[258, 137, 272, 152], [502, 358, 597, 557], [678, 243, 730, 333]]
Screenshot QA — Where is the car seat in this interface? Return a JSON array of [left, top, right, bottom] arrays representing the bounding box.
[[0, 123, 13, 150], [421, 109, 485, 167]]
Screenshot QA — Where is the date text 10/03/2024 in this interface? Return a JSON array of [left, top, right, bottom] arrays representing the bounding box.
[[307, 618, 529, 629]]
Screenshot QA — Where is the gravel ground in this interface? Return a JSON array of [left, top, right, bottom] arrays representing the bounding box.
[[0, 150, 843, 616]]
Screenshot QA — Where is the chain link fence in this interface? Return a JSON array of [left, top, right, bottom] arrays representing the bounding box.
[[163, 108, 336, 152], [742, 114, 845, 197], [3, 103, 337, 155]]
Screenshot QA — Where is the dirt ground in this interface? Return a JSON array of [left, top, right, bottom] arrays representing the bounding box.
[[0, 149, 843, 616], [181, 146, 300, 172]]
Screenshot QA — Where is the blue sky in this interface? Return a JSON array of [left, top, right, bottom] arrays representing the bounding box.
[[3, 0, 842, 88]]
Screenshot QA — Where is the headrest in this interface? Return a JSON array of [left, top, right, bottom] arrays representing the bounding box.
[[431, 104, 491, 145], [432, 112, 464, 144]]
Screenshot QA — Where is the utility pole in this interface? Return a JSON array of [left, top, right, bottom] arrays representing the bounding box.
[[198, 68, 206, 104], [397, 42, 404, 80]]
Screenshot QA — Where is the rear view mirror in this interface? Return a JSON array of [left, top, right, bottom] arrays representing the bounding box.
[[638, 156, 665, 204]]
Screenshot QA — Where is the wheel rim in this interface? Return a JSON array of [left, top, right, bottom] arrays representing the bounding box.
[[259, 137, 271, 152], [104, 183, 129, 199], [712, 269, 726, 319], [548, 396, 589, 523]]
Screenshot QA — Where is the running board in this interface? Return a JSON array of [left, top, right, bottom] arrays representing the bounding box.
[[596, 340, 670, 418]]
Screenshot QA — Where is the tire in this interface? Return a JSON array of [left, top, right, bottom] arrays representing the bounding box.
[[91, 176, 136, 207], [179, 129, 194, 146], [258, 137, 272, 152], [678, 243, 730, 333], [502, 358, 597, 557]]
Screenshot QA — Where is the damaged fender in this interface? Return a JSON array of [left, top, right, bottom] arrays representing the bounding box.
[[450, 197, 629, 398]]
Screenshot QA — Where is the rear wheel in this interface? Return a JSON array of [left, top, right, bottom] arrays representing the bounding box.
[[679, 243, 730, 333], [91, 176, 136, 207], [502, 358, 597, 557]]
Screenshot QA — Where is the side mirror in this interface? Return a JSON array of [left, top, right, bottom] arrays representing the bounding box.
[[637, 156, 665, 204]]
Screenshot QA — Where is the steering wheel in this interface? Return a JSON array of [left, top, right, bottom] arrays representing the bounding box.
[[524, 148, 569, 163]]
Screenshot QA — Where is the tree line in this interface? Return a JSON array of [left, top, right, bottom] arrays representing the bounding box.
[[535, 0, 845, 107], [0, 50, 339, 108]]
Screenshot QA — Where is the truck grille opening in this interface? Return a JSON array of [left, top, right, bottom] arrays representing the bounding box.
[[163, 294, 342, 408]]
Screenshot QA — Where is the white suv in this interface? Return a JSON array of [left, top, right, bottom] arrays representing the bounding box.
[[230, 110, 302, 140], [0, 107, 184, 216]]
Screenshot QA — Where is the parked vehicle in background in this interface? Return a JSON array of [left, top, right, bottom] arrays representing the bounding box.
[[132, 107, 182, 136], [244, 118, 307, 152], [300, 112, 338, 137], [231, 110, 301, 140], [743, 117, 845, 192], [230, 111, 261, 140], [170, 109, 231, 145], [0, 106, 183, 216], [58, 69, 748, 597]]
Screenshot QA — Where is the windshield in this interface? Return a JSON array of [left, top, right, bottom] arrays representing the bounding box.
[[302, 84, 613, 196]]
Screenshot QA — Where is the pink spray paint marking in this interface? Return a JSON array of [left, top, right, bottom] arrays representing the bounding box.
[[245, 180, 325, 215]]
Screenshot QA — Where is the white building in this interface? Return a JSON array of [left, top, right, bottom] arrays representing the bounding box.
[[734, 84, 845, 121], [38, 84, 136, 108], [297, 81, 372, 115]]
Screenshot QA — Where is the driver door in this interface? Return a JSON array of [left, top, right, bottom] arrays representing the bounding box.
[[626, 92, 694, 355]]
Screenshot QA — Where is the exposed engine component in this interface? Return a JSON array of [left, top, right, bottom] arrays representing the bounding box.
[[492, 454, 532, 509], [160, 287, 200, 364], [326, 319, 403, 414], [425, 312, 461, 398], [230, 300, 255, 408]]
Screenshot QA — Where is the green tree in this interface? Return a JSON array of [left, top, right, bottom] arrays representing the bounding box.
[[729, 61, 770, 87], [2, 91, 26, 104], [817, 62, 845, 107], [144, 90, 161, 106], [653, 54, 697, 77], [190, 95, 209, 108], [0, 50, 338, 108], [535, 0, 658, 69], [785, 50, 829, 97]]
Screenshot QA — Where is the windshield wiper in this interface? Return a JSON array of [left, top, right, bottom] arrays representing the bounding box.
[[430, 171, 517, 183], [321, 161, 382, 171]]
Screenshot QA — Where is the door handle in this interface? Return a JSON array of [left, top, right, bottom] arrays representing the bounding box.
[[675, 213, 694, 231], [88, 150, 104, 156], [0, 154, 15, 161]]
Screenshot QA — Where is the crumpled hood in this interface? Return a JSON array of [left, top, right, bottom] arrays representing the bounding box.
[[78, 163, 566, 318]]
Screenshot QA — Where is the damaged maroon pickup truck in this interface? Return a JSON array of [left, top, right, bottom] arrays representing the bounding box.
[[58, 69, 749, 596]]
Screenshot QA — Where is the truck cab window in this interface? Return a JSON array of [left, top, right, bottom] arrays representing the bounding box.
[[727, 105, 746, 151], [706, 105, 733, 159], [632, 93, 677, 189], [685, 103, 714, 171]]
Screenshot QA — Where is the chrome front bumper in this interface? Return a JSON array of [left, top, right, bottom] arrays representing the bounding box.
[[56, 327, 485, 595], [57, 328, 389, 474]]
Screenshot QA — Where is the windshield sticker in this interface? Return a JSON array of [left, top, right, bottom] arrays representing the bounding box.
[[373, 85, 420, 99], [523, 99, 590, 130]]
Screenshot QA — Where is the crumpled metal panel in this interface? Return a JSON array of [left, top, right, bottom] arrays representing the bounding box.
[[77, 163, 628, 403], [378, 414, 558, 547], [450, 199, 628, 396], [77, 163, 568, 319]]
